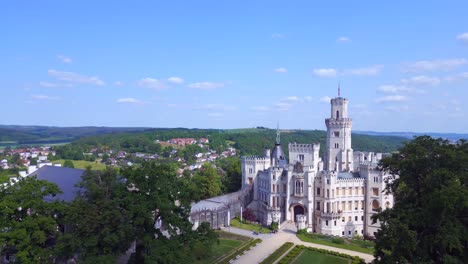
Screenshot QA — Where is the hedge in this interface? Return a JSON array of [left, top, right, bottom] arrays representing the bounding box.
[[278, 245, 366, 264], [260, 242, 294, 264]]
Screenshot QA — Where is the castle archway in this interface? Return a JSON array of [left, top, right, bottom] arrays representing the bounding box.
[[290, 203, 306, 222]]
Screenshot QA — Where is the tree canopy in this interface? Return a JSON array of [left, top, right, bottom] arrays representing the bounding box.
[[374, 136, 468, 263]]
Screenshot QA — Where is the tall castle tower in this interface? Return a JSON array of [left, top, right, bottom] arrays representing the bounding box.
[[324, 89, 354, 172]]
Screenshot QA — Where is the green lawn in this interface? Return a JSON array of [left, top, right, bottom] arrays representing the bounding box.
[[53, 159, 107, 170], [296, 233, 374, 254], [230, 218, 270, 234], [193, 238, 243, 264], [293, 250, 349, 264]]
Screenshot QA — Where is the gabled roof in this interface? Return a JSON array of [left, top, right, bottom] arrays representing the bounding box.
[[29, 165, 85, 202]]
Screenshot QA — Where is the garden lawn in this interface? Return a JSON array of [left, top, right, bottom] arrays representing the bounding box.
[[293, 250, 349, 264], [296, 233, 374, 254], [230, 218, 270, 234], [53, 159, 107, 170]]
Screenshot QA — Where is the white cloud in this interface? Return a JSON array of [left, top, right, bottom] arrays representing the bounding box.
[[400, 75, 440, 86], [251, 106, 270, 111], [31, 94, 59, 100], [48, 69, 105, 86], [320, 96, 332, 103], [57, 55, 72, 63], [39, 81, 59, 88], [114, 81, 124, 86], [116, 97, 148, 104], [208, 113, 222, 117], [343, 65, 384, 76], [199, 104, 236, 111], [281, 96, 300, 102], [385, 105, 409, 112], [272, 33, 285, 39], [304, 96, 313, 102], [337, 36, 351, 43], [138, 78, 166, 90], [188, 82, 224, 90], [167, 77, 184, 84], [313, 68, 337, 78], [456, 32, 468, 43], [402, 58, 467, 73], [275, 102, 292, 111], [274, 67, 288, 73], [375, 95, 409, 103]]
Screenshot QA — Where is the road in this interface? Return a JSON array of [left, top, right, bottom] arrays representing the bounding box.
[[221, 222, 374, 264]]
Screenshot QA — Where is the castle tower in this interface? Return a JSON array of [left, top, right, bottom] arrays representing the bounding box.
[[324, 89, 354, 172]]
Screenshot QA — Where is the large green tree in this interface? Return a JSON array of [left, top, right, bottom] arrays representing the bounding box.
[[56, 168, 134, 263], [193, 164, 222, 199], [0, 177, 65, 263], [374, 136, 468, 263]]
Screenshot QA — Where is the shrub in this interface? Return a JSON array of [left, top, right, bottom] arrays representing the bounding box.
[[331, 237, 345, 244], [242, 208, 256, 222]]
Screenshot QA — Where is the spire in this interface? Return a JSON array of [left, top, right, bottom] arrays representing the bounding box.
[[276, 123, 280, 144], [338, 81, 341, 97]]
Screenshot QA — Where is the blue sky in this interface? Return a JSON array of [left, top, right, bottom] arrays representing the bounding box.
[[2, 1, 468, 133]]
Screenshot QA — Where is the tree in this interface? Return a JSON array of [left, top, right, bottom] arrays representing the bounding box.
[[56, 168, 134, 262], [193, 164, 222, 199], [63, 159, 74, 168], [0, 176, 65, 263], [373, 136, 468, 263], [122, 162, 218, 263], [217, 157, 242, 193], [242, 208, 256, 222]]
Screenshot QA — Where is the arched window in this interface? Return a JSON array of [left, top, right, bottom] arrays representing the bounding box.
[[336, 110, 340, 118], [372, 200, 380, 211]]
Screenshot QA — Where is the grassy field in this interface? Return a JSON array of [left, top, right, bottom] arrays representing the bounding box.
[[53, 159, 107, 170], [230, 218, 270, 234], [293, 250, 349, 264], [194, 230, 250, 264], [296, 233, 374, 254]]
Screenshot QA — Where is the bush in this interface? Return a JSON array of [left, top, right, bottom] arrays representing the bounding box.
[[331, 237, 345, 244], [242, 208, 256, 222]]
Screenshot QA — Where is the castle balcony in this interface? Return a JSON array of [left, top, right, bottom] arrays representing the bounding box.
[[317, 210, 343, 219]]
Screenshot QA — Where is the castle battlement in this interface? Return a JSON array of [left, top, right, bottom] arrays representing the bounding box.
[[242, 156, 269, 161], [336, 178, 365, 183], [289, 142, 320, 152]]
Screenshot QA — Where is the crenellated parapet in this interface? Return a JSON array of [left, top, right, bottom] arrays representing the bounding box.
[[288, 143, 320, 153]]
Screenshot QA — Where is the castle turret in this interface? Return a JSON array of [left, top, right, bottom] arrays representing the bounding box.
[[324, 90, 354, 172]]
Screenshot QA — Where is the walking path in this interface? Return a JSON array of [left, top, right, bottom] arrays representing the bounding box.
[[221, 222, 374, 264]]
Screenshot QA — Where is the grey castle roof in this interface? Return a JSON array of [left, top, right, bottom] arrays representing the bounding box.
[[29, 165, 85, 202]]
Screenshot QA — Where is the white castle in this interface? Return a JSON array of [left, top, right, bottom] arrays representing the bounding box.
[[241, 94, 394, 238]]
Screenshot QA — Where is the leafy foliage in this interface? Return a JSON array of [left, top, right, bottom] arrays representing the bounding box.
[[63, 159, 74, 168], [0, 177, 65, 263], [242, 208, 256, 222], [374, 136, 468, 263], [192, 164, 222, 199]]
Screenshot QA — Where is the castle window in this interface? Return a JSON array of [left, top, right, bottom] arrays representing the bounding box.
[[327, 189, 329, 198], [317, 188, 321, 196], [283, 184, 287, 192], [336, 110, 340, 119], [355, 216, 358, 221], [342, 231, 345, 236], [372, 200, 380, 211], [298, 154, 304, 161], [342, 217, 345, 222], [334, 221, 336, 226], [372, 188, 379, 196], [316, 202, 320, 211], [325, 220, 328, 226], [333, 131, 340, 137]]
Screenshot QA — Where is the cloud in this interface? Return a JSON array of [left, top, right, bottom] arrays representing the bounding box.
[[199, 104, 236, 111], [377, 85, 412, 93], [114, 81, 124, 86], [402, 58, 467, 73], [167, 77, 184, 84], [208, 113, 222, 117], [116, 97, 148, 104], [304, 96, 313, 102], [31, 94, 59, 100], [320, 96, 332, 103], [343, 65, 384, 76], [274, 68, 288, 73], [385, 105, 410, 112], [281, 96, 300, 102], [313, 68, 337, 78], [138, 77, 166, 90], [275, 102, 292, 111], [337, 36, 351, 43], [272, 33, 285, 39], [251, 106, 270, 111], [188, 82, 224, 90], [375, 95, 409, 103], [39, 81, 74, 88], [57, 55, 72, 63], [48, 69, 105, 86], [456, 32, 468, 43], [400, 75, 440, 86]]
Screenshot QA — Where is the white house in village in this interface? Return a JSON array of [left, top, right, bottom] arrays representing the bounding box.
[[241, 94, 394, 238]]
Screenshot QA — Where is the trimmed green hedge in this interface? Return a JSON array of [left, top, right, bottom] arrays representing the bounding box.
[[278, 245, 366, 264], [260, 242, 294, 264], [216, 238, 262, 264]]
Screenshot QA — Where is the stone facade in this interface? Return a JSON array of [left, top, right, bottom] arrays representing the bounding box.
[[241, 95, 394, 238]]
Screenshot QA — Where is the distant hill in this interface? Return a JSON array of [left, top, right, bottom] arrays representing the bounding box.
[[354, 130, 468, 141], [0, 125, 152, 146]]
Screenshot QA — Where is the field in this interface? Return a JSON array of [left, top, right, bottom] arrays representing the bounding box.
[[293, 250, 349, 264], [296, 232, 374, 254], [53, 159, 107, 170]]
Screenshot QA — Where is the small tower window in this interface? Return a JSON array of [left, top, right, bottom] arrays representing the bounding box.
[[333, 131, 340, 137], [336, 110, 340, 119]]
